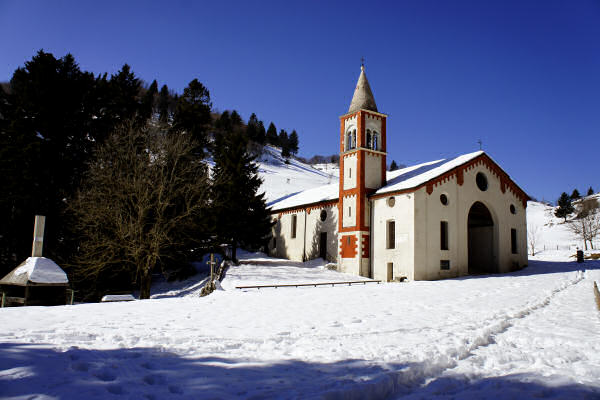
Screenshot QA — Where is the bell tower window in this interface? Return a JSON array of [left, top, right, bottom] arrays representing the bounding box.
[[345, 129, 357, 151], [372, 132, 378, 150], [366, 130, 372, 148]]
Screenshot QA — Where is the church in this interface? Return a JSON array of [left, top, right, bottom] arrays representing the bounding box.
[[268, 66, 529, 281]]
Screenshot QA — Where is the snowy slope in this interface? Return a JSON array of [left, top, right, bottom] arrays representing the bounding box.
[[256, 146, 338, 203], [527, 196, 600, 255]]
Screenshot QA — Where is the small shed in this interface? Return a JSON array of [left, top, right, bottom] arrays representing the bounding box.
[[0, 257, 69, 306], [0, 215, 70, 307]]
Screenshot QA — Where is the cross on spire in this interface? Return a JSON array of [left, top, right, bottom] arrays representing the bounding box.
[[361, 57, 365, 67], [477, 139, 483, 150]]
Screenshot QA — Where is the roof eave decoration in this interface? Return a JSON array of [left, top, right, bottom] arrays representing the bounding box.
[[370, 153, 530, 208]]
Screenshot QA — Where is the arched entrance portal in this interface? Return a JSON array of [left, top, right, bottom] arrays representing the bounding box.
[[468, 202, 496, 274]]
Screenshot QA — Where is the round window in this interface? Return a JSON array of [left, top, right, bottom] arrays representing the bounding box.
[[440, 194, 448, 206], [476, 172, 488, 191], [320, 209, 327, 222], [510, 204, 516, 214], [387, 197, 395, 207]]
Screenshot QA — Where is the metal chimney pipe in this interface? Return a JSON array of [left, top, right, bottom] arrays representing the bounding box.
[[32, 215, 46, 257]]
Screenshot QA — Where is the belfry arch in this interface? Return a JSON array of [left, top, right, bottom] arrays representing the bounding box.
[[467, 201, 497, 274]]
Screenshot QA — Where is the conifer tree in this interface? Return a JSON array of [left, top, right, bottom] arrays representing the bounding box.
[[571, 189, 581, 200], [256, 120, 266, 145], [266, 122, 278, 145], [211, 127, 273, 262], [138, 79, 158, 124], [389, 160, 399, 171], [288, 130, 299, 155], [230, 110, 242, 127], [246, 113, 259, 143], [172, 79, 212, 156], [158, 84, 171, 124], [279, 129, 290, 157], [107, 64, 141, 126], [588, 187, 595, 196], [555, 192, 575, 222]]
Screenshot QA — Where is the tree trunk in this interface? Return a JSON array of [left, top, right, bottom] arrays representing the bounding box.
[[231, 240, 238, 265], [139, 270, 152, 299]]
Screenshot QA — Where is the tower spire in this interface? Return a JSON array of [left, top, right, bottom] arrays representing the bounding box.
[[348, 63, 377, 113]]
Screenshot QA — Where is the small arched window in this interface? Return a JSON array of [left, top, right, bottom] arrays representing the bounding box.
[[346, 131, 352, 151], [372, 132, 378, 150], [352, 130, 356, 149], [366, 130, 372, 149]]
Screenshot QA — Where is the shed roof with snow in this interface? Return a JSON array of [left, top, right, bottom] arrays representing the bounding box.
[[0, 257, 69, 287]]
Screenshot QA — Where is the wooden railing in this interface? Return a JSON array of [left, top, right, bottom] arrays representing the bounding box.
[[235, 280, 381, 290]]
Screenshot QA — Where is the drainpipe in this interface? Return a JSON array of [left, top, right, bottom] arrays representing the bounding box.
[[369, 199, 374, 278], [303, 210, 307, 262]]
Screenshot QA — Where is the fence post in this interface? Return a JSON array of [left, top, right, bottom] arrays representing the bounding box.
[[1, 292, 5, 308], [594, 282, 600, 311]]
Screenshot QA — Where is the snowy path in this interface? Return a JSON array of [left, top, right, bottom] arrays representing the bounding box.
[[1, 256, 599, 399]]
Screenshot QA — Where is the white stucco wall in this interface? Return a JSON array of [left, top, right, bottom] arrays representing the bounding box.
[[343, 154, 357, 190], [342, 195, 357, 228], [413, 163, 528, 280], [371, 194, 415, 281], [365, 152, 382, 189], [270, 204, 339, 263]]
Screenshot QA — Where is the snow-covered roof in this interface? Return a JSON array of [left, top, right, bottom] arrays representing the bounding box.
[[0, 257, 69, 286], [269, 183, 338, 212], [375, 151, 484, 195], [268, 151, 504, 212]]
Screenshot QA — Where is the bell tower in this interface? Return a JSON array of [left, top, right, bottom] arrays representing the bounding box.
[[338, 64, 387, 277]]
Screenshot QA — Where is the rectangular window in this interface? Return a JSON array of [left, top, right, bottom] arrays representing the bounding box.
[[291, 215, 297, 239], [387, 220, 395, 249], [348, 207, 351, 217], [511, 228, 517, 254], [440, 260, 450, 270], [387, 263, 393, 281], [349, 168, 351, 178], [441, 221, 449, 250]]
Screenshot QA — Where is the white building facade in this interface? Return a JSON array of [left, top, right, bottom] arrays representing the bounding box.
[[269, 66, 529, 281]]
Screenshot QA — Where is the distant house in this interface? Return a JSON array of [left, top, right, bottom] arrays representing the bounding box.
[[268, 65, 529, 281]]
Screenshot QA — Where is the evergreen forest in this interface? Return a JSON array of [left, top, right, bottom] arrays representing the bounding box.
[[0, 50, 301, 299]]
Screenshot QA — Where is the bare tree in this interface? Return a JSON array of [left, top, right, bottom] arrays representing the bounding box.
[[71, 122, 211, 299], [527, 223, 541, 256], [567, 198, 600, 251]]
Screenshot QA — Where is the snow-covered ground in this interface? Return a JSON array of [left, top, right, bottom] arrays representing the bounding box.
[[1, 249, 599, 399], [2, 152, 600, 400]]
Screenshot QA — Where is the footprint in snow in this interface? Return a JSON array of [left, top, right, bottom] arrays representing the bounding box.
[[94, 369, 117, 382], [106, 384, 125, 395], [71, 362, 90, 372], [143, 374, 167, 386], [141, 362, 157, 370], [168, 385, 183, 394]]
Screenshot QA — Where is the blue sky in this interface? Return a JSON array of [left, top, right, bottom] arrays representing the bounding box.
[[1, 0, 598, 202]]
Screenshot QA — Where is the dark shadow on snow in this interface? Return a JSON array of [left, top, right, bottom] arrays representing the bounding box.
[[0, 343, 598, 400]]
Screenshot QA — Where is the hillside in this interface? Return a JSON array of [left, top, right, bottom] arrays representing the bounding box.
[[256, 146, 338, 203]]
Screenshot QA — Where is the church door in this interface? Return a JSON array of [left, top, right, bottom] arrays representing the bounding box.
[[319, 232, 327, 260], [468, 202, 496, 274]]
